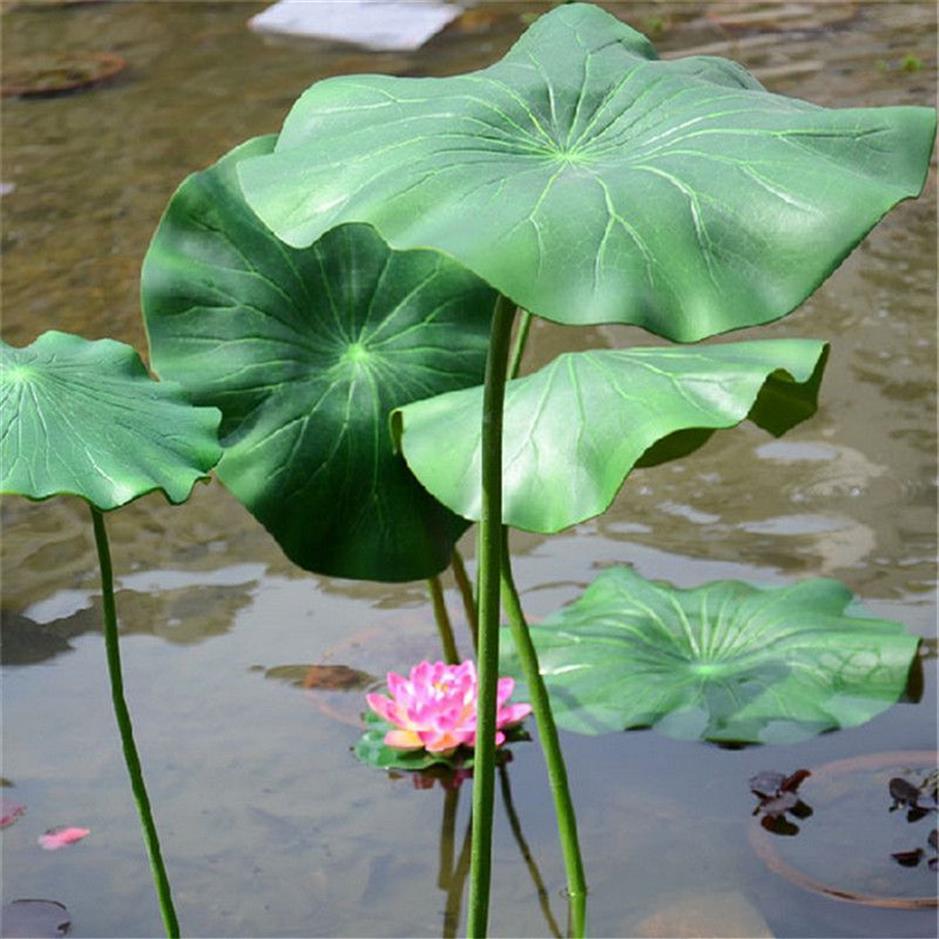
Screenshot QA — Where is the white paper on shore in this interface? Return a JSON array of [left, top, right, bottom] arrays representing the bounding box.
[[248, 0, 462, 52]]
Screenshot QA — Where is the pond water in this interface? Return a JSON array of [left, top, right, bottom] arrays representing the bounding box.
[[1, 1, 936, 936]]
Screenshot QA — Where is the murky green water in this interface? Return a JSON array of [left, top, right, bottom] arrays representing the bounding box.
[[2, 2, 936, 936]]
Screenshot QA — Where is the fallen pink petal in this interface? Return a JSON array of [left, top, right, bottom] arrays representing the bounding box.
[[0, 799, 26, 829], [38, 827, 91, 851], [366, 660, 532, 755]]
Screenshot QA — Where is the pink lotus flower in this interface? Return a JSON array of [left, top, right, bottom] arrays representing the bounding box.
[[366, 660, 531, 755], [38, 827, 90, 851]]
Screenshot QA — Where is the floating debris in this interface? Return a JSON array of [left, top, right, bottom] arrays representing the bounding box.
[[38, 826, 90, 850], [248, 0, 459, 52], [1, 799, 26, 828], [1, 51, 125, 98]]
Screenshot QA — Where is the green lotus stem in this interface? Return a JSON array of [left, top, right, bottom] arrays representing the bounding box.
[[90, 507, 180, 939], [498, 762, 563, 939], [467, 294, 516, 938], [507, 308, 533, 381], [428, 574, 460, 664], [500, 527, 587, 938], [451, 548, 479, 653]]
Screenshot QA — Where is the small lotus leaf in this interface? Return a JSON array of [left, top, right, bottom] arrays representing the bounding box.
[[239, 3, 935, 341], [0, 331, 221, 510], [501, 566, 920, 744], [354, 710, 526, 771], [355, 710, 470, 771], [393, 339, 827, 533], [142, 136, 496, 582]]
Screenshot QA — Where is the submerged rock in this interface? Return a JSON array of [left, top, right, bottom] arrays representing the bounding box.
[[634, 890, 774, 938]]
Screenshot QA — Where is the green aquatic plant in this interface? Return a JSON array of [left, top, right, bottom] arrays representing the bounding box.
[[0, 330, 223, 938], [142, 135, 495, 583], [501, 566, 920, 743], [138, 3, 934, 935], [228, 3, 934, 933]]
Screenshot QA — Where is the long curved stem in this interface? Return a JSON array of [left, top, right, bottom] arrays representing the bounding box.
[[91, 507, 180, 939], [450, 548, 478, 654], [467, 294, 516, 938], [428, 575, 460, 664], [500, 527, 587, 938]]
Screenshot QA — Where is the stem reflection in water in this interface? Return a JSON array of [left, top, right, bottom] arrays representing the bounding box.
[[436, 764, 563, 938]]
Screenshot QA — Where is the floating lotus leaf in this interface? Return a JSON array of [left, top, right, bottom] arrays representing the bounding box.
[[239, 3, 935, 341], [393, 339, 827, 533], [355, 710, 526, 771], [355, 711, 468, 771], [501, 566, 920, 744], [0, 331, 221, 510], [142, 136, 496, 582]]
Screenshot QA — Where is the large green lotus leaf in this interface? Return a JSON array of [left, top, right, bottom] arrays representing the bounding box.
[[142, 136, 496, 582], [501, 567, 920, 744], [0, 331, 221, 510], [238, 3, 936, 341], [393, 339, 828, 533]]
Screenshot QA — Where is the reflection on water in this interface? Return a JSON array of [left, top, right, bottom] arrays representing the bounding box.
[[1, 0, 936, 936]]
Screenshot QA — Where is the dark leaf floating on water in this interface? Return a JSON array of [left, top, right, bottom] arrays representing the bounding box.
[[891, 848, 924, 868], [750, 769, 812, 835], [0, 899, 70, 938], [887, 773, 938, 869], [889, 777, 922, 809], [888, 771, 937, 822]]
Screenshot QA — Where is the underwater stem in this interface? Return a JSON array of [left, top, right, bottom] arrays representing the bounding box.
[[500, 528, 588, 938], [467, 294, 516, 938], [428, 574, 460, 664], [90, 506, 180, 939], [450, 548, 479, 653]]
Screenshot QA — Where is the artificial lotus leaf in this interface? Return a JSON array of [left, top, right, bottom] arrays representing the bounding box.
[[239, 3, 936, 341], [142, 136, 496, 582], [501, 566, 920, 744], [0, 331, 221, 510], [393, 339, 828, 533], [355, 710, 526, 771], [355, 711, 468, 771]]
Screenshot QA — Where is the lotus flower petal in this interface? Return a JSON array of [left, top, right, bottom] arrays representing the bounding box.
[[38, 827, 90, 851]]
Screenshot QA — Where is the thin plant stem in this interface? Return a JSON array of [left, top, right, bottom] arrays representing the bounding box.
[[507, 308, 533, 381], [450, 547, 479, 653], [90, 507, 180, 939], [500, 527, 588, 938], [428, 575, 460, 664], [467, 294, 516, 938], [498, 763, 563, 939]]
